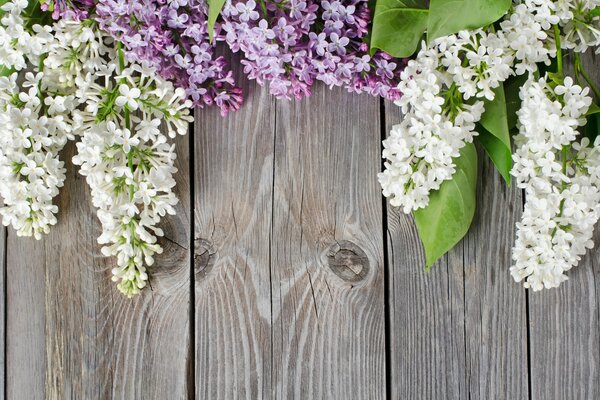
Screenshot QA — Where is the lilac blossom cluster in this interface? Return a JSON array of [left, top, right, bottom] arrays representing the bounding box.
[[219, 0, 404, 100], [95, 0, 243, 116], [40, 0, 94, 21], [48, 0, 405, 109]]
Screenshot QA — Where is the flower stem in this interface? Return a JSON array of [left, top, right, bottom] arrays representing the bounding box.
[[117, 41, 135, 201], [553, 25, 563, 76]]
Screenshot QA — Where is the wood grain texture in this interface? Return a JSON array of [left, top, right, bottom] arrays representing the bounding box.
[[6, 228, 46, 399], [271, 86, 385, 399], [528, 53, 600, 400], [385, 101, 467, 399], [462, 151, 528, 399], [6, 133, 191, 399], [384, 102, 528, 399], [194, 78, 276, 399]]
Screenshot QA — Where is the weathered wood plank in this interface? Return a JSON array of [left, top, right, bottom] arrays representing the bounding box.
[[6, 231, 46, 399], [271, 86, 385, 399], [194, 78, 276, 399], [384, 102, 528, 399], [7, 133, 191, 398], [528, 53, 600, 400], [528, 247, 600, 399], [462, 152, 528, 399], [384, 102, 467, 399]]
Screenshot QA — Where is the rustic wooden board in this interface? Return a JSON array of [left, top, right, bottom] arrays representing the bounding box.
[[6, 134, 191, 398], [528, 54, 600, 400], [528, 246, 600, 400], [193, 79, 276, 399], [271, 86, 385, 399], [384, 102, 528, 399], [6, 229, 46, 399], [462, 152, 528, 399], [194, 82, 385, 398]]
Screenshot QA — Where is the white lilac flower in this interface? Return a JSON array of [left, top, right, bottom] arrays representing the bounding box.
[[379, 32, 506, 213], [65, 23, 193, 297], [555, 0, 600, 53], [500, 0, 559, 74], [0, 2, 76, 239], [510, 76, 599, 290]]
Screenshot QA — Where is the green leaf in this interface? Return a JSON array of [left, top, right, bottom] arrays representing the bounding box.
[[427, 0, 511, 42], [478, 125, 513, 184], [414, 143, 478, 268], [0, 65, 13, 76], [478, 85, 512, 184], [207, 0, 226, 42], [584, 112, 600, 141], [370, 0, 429, 58], [587, 103, 600, 116], [590, 7, 600, 16], [504, 74, 528, 130]]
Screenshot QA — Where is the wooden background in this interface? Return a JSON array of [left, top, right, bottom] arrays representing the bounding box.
[[1, 64, 599, 399]]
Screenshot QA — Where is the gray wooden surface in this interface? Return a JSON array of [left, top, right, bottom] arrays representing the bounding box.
[[2, 76, 599, 399]]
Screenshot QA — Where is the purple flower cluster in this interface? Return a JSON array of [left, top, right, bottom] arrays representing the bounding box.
[[48, 0, 405, 112], [41, 0, 95, 20], [95, 0, 243, 116], [218, 0, 404, 101]]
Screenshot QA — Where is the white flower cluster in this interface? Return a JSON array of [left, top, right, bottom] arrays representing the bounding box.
[[0, 1, 74, 239], [64, 27, 192, 297], [555, 0, 600, 53], [0, 1, 194, 297], [381, 0, 600, 216], [502, 0, 600, 62], [379, 29, 512, 213], [500, 0, 559, 74], [511, 77, 600, 290]]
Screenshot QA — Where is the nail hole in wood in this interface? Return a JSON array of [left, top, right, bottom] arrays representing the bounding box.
[[194, 238, 217, 279], [326, 240, 369, 283]]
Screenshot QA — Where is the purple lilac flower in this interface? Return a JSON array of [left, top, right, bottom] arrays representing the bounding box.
[[41, 0, 95, 20], [95, 0, 243, 116], [218, 0, 404, 101]]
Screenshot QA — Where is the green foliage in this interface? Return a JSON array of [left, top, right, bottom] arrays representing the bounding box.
[[370, 0, 429, 57], [478, 85, 512, 184], [370, 0, 511, 54], [414, 143, 478, 268], [427, 0, 511, 41], [503, 74, 528, 130], [478, 127, 513, 184], [584, 105, 600, 141], [207, 0, 226, 42]]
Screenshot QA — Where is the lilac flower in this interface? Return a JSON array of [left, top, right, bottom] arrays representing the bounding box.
[[95, 0, 243, 116], [218, 0, 404, 101], [41, 0, 95, 20]]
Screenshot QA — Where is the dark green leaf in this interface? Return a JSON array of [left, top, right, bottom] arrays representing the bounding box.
[[414, 143, 478, 268], [478, 125, 513, 184], [207, 0, 226, 42], [587, 103, 600, 116], [478, 84, 512, 184], [584, 113, 600, 141], [370, 0, 429, 58], [427, 0, 511, 42], [504, 74, 528, 130], [590, 7, 600, 16]]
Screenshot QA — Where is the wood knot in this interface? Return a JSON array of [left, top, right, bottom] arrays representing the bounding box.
[[194, 238, 217, 279], [326, 241, 369, 283]]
